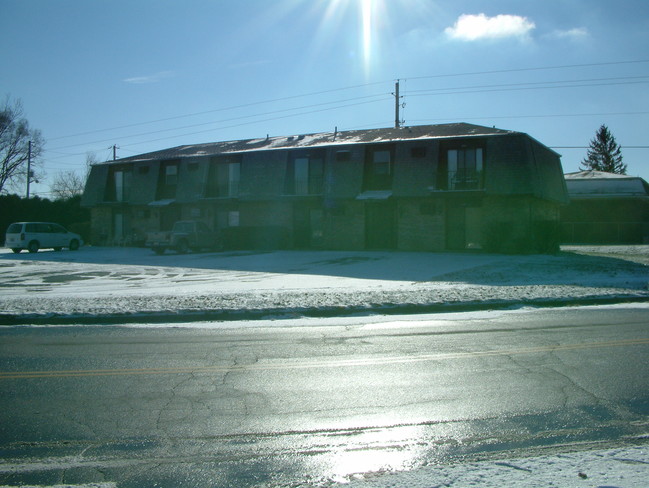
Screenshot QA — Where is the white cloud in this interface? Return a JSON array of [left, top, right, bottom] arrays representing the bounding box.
[[445, 13, 535, 41], [546, 27, 589, 40], [123, 70, 174, 84]]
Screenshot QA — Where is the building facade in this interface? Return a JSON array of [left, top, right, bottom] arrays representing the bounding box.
[[81, 123, 568, 253]]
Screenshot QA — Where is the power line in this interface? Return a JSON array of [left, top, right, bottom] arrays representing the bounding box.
[[45, 59, 649, 143], [47, 81, 389, 142], [46, 94, 390, 152], [405, 59, 649, 82], [119, 97, 392, 149], [408, 75, 649, 95], [44, 79, 649, 156], [409, 111, 649, 123], [408, 80, 649, 98], [552, 146, 649, 149], [46, 95, 391, 154]]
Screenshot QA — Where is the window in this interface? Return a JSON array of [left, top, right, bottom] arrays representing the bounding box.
[[373, 150, 391, 175], [447, 148, 483, 190], [207, 156, 240, 198], [165, 164, 178, 186], [285, 151, 324, 195], [115, 171, 125, 201], [157, 161, 179, 199], [363, 145, 394, 191], [105, 166, 132, 202], [227, 162, 240, 197], [228, 211, 240, 227]]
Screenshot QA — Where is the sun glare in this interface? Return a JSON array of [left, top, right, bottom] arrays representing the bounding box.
[[361, 0, 373, 76]]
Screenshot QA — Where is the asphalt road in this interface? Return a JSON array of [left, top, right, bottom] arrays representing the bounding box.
[[1, 306, 648, 487]]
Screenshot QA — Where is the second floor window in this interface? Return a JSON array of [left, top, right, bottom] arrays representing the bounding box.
[[157, 161, 179, 199], [447, 147, 484, 190], [363, 145, 394, 191], [284, 151, 324, 195], [105, 167, 132, 202], [207, 156, 240, 198]]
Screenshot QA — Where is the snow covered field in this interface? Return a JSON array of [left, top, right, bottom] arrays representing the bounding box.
[[1, 245, 647, 323]]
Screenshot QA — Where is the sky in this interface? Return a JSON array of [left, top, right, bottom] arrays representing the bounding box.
[[1, 0, 648, 198]]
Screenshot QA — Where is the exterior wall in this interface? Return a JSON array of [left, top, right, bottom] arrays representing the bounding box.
[[82, 130, 566, 253], [397, 199, 445, 251], [324, 200, 365, 250], [88, 207, 112, 245], [240, 151, 287, 198], [481, 196, 560, 253], [393, 142, 439, 197], [324, 145, 364, 198], [561, 198, 649, 244]]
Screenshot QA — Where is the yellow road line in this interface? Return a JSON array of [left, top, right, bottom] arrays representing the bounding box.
[[1, 338, 648, 380]]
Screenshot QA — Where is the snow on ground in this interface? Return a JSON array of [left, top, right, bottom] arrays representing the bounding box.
[[0, 245, 647, 321], [0, 445, 645, 488], [1, 246, 648, 487], [342, 444, 649, 488], [0, 485, 116, 488]]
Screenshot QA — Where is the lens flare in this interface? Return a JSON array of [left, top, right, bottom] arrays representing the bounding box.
[[361, 0, 373, 76]]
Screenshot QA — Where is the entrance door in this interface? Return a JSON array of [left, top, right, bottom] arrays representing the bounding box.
[[114, 213, 124, 241], [446, 205, 483, 250], [446, 205, 466, 250], [365, 202, 396, 249], [293, 206, 310, 248]]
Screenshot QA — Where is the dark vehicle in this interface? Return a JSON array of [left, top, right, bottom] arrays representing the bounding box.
[[145, 220, 222, 255]]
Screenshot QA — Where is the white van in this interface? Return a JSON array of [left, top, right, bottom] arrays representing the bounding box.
[[4, 222, 83, 253]]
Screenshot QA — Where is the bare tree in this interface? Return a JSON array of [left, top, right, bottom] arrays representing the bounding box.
[[0, 96, 44, 194], [85, 151, 99, 178], [50, 170, 86, 200]]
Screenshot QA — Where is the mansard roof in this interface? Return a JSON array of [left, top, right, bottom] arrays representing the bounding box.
[[108, 123, 520, 164]]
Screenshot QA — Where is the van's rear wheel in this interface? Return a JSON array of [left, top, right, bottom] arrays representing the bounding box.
[[69, 239, 80, 251], [27, 241, 39, 253]]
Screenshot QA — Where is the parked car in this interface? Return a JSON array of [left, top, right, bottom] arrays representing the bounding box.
[[145, 220, 222, 255], [4, 222, 83, 253]]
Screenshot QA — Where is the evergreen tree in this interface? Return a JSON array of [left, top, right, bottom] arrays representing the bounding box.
[[580, 124, 626, 174]]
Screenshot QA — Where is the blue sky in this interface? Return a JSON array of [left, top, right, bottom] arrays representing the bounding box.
[[1, 0, 648, 197]]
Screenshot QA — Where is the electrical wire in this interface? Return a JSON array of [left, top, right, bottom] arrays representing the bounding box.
[[45, 59, 649, 142], [46, 93, 390, 152], [408, 80, 649, 98], [47, 81, 389, 142], [38, 59, 649, 168], [405, 59, 649, 81], [407, 75, 649, 95]]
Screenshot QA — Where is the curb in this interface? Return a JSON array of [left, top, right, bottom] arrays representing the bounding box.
[[2, 295, 648, 326]]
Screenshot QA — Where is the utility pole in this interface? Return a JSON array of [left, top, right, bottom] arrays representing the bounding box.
[[25, 140, 32, 199], [113, 144, 117, 161], [393, 80, 405, 128], [394, 80, 400, 128]]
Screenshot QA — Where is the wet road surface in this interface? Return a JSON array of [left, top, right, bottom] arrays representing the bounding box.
[[1, 306, 648, 486]]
